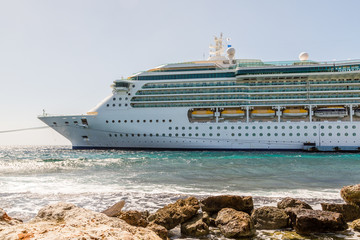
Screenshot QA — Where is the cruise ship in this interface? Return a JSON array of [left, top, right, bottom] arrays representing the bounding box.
[[39, 34, 360, 151]]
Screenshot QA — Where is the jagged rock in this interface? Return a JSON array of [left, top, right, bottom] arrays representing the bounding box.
[[321, 203, 360, 222], [277, 197, 312, 210], [215, 208, 255, 238], [181, 213, 209, 237], [119, 210, 149, 227], [0, 208, 22, 227], [341, 184, 360, 206], [202, 211, 217, 227], [148, 197, 200, 230], [200, 195, 253, 214], [0, 202, 161, 240], [351, 219, 360, 231], [285, 208, 348, 234], [147, 222, 169, 240], [101, 200, 125, 217], [251, 206, 289, 229]]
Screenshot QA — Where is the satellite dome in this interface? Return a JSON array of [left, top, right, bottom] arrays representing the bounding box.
[[299, 52, 309, 61], [227, 47, 235, 60]]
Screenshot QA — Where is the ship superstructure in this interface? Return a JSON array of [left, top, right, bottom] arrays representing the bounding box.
[[39, 34, 360, 151]]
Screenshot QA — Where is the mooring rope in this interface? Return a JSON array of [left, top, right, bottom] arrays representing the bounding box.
[[0, 126, 50, 134]]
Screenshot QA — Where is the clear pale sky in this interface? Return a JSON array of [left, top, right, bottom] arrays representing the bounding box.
[[0, 0, 359, 145]]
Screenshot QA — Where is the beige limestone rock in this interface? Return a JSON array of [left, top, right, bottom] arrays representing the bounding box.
[[181, 213, 209, 237], [146, 222, 169, 240], [251, 206, 289, 229], [119, 210, 149, 227], [351, 218, 360, 231], [341, 184, 360, 206], [148, 197, 200, 230], [0, 202, 161, 240], [321, 203, 360, 222], [215, 208, 255, 238], [277, 197, 312, 210]]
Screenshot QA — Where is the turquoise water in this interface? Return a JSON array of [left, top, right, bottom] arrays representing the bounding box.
[[0, 146, 360, 223]]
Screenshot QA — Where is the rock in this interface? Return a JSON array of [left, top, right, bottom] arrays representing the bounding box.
[[148, 197, 200, 230], [101, 200, 125, 217], [119, 210, 149, 227], [200, 195, 253, 214], [147, 222, 169, 240], [0, 208, 22, 227], [351, 219, 360, 231], [341, 184, 360, 206], [321, 203, 360, 222], [251, 206, 289, 229], [277, 197, 312, 210], [215, 208, 255, 238], [285, 208, 348, 234], [202, 211, 217, 227], [181, 213, 209, 237], [0, 202, 161, 240]]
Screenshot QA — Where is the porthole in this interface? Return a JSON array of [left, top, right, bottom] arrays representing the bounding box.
[[289, 133, 293, 136], [275, 133, 278, 136], [238, 126, 241, 129], [125, 104, 128, 106], [217, 133, 220, 136], [119, 104, 121, 107], [195, 127, 199, 130], [259, 126, 263, 129], [124, 120, 127, 123], [189, 133, 192, 136], [353, 125, 356, 129], [321, 126, 324, 129], [345, 125, 348, 129], [313, 126, 317, 129], [345, 133, 348, 136], [175, 127, 179, 130], [245, 126, 249, 130], [137, 120, 140, 123], [189, 127, 192, 130], [231, 133, 235, 136], [112, 120, 115, 123], [313, 133, 317, 136], [252, 126, 256, 129], [282, 126, 285, 129], [289, 126, 293, 129], [143, 120, 146, 123], [321, 133, 325, 136], [169, 119, 172, 122], [182, 127, 185, 130], [169, 127, 172, 130], [282, 133, 285, 136], [328, 126, 332, 129], [112, 104, 115, 107], [259, 133, 263, 136], [209, 126, 213, 130], [125, 97, 128, 100], [304, 133, 308, 136], [162, 120, 165, 122], [182, 133, 185, 137], [297, 133, 300, 136], [217, 126, 220, 130], [150, 120, 153, 123], [337, 126, 340, 129], [106, 104, 109, 107], [195, 133, 199, 136], [156, 120, 159, 123], [224, 126, 227, 130], [296, 126, 300, 129], [130, 120, 133, 123], [138, 134, 140, 137], [267, 133, 271, 136], [274, 126, 278, 129], [113, 98, 116, 101], [267, 126, 271, 129], [106, 120, 109, 123], [119, 97, 122, 100], [353, 133, 357, 136], [245, 133, 249, 136], [337, 133, 340, 136], [156, 134, 159, 136], [109, 134, 112, 137], [209, 133, 213, 136], [175, 133, 179, 137], [238, 133, 241, 136], [162, 133, 165, 136], [304, 126, 308, 129], [252, 133, 256, 136], [231, 126, 234, 130], [169, 134, 172, 137], [118, 120, 121, 123]]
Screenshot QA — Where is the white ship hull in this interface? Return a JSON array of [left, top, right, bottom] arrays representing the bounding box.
[[38, 106, 360, 151]]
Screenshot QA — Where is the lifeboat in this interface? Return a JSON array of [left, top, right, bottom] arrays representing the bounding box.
[[191, 110, 214, 118], [251, 109, 276, 118], [283, 109, 308, 118], [314, 107, 347, 118], [221, 109, 245, 118]]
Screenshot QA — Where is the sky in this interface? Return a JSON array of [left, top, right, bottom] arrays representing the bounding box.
[[0, 0, 360, 145]]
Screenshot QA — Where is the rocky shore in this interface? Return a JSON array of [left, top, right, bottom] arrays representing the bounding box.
[[2, 184, 360, 239]]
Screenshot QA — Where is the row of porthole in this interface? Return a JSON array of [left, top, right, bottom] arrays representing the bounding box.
[[113, 97, 129, 101], [108, 132, 357, 137], [107, 103, 128, 107], [106, 119, 172, 123], [167, 125, 358, 131]]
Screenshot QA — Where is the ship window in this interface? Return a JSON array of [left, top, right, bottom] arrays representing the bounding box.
[[289, 126, 293, 129], [143, 120, 146, 123], [328, 126, 332, 129], [119, 98, 122, 100], [112, 120, 115, 123], [74, 121, 78, 124], [231, 133, 235, 136], [150, 120, 153, 123], [224, 126, 227, 130], [275, 126, 278, 129], [131, 120, 133, 123], [195, 133, 199, 136], [231, 126, 234, 130], [125, 104, 128, 106], [195, 127, 199, 130], [182, 133, 185, 136], [353, 125, 356, 129], [345, 125, 348, 129], [125, 97, 128, 100], [217, 126, 220, 130], [106, 120, 109, 123], [118, 120, 121, 123], [337, 133, 340, 136], [275, 133, 278, 136], [156, 133, 159, 136], [189, 127, 192, 130], [65, 121, 69, 125], [259, 126, 263, 129], [175, 127, 179, 130], [321, 126, 324, 129], [169, 127, 172, 130], [169, 133, 172, 137], [137, 120, 140, 123], [202, 133, 205, 136], [126, 134, 128, 137], [289, 133, 293, 136], [267, 126, 271, 129], [321, 133, 325, 136], [259, 133, 263, 136], [252, 126, 256, 129], [245, 126, 249, 129], [238, 133, 241, 136], [115, 134, 117, 137], [182, 127, 185, 130], [162, 133, 165, 136], [169, 119, 172, 122], [156, 120, 159, 122], [297, 126, 300, 129], [297, 133, 300, 136], [124, 120, 127, 123], [163, 120, 165, 122], [252, 133, 256, 136], [282, 133, 285, 136], [304, 126, 308, 129], [313, 126, 316, 129], [245, 133, 249, 136], [267, 133, 271, 136], [131, 134, 134, 137], [113, 104, 115, 107], [82, 136, 88, 139], [106, 104, 109, 107], [337, 126, 340, 129], [353, 133, 357, 136], [109, 134, 112, 137], [210, 133, 213, 136], [189, 133, 192, 136], [217, 133, 220, 136], [304, 133, 308, 136], [282, 126, 285, 129], [314, 133, 317, 136], [345, 133, 349, 136], [120, 134, 123, 137], [113, 98, 116, 101], [238, 126, 241, 129], [119, 104, 121, 107], [329, 133, 332, 136]]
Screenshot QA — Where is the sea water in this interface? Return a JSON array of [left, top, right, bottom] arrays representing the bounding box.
[[1, 146, 360, 238]]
